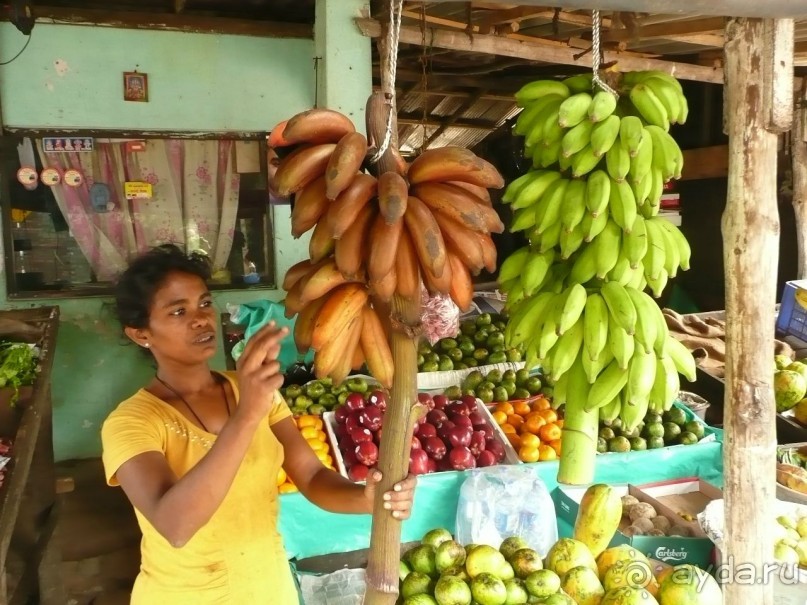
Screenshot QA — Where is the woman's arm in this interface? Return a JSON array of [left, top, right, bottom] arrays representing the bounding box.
[[273, 417, 416, 518]]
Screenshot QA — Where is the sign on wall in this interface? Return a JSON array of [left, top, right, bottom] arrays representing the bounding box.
[[42, 137, 94, 153]]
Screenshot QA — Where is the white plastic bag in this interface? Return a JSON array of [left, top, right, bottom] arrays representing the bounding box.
[[455, 466, 558, 557]]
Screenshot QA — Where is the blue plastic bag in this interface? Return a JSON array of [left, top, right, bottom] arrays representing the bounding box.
[[226, 300, 313, 372]]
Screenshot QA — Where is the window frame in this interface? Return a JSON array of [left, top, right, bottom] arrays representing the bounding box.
[[0, 129, 277, 300]]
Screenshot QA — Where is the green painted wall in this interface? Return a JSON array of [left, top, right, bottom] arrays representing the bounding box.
[[0, 13, 371, 461]]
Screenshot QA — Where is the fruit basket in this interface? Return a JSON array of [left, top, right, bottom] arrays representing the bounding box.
[[323, 394, 519, 482]]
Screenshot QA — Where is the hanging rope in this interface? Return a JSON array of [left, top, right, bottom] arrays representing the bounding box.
[[369, 0, 403, 163], [591, 10, 618, 98]]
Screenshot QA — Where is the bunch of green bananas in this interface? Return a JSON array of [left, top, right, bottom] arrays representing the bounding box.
[[498, 70, 698, 450]]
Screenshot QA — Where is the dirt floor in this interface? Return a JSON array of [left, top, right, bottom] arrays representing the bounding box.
[[56, 459, 139, 605]]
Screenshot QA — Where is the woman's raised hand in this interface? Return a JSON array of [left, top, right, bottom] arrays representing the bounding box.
[[235, 322, 289, 423]]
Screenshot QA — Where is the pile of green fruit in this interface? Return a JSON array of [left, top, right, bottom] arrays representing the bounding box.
[[773, 354, 807, 413], [444, 368, 547, 404], [281, 375, 375, 416], [418, 313, 524, 373], [597, 404, 707, 453]]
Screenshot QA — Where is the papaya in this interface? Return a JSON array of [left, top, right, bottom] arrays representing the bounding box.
[[658, 564, 721, 605], [596, 545, 650, 581], [574, 484, 623, 558], [601, 586, 659, 604]]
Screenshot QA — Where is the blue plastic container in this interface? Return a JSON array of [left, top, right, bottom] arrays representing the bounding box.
[[776, 280, 807, 341]]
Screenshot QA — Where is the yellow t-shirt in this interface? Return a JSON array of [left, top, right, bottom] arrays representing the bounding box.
[[101, 371, 299, 605]]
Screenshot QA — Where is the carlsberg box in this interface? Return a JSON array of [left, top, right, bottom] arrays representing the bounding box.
[[553, 479, 718, 568]]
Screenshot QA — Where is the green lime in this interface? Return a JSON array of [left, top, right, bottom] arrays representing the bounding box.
[[487, 332, 505, 348], [684, 420, 705, 439], [515, 369, 531, 386], [439, 338, 458, 352], [486, 370, 503, 385], [418, 340, 433, 355], [473, 348, 489, 362], [630, 437, 648, 451], [463, 388, 476, 397], [444, 386, 463, 400], [454, 362, 468, 371], [478, 381, 496, 392], [421, 361, 439, 372], [647, 436, 665, 449], [663, 407, 688, 426], [493, 386, 510, 403], [417, 354, 425, 366], [305, 382, 326, 399], [463, 371, 484, 390], [502, 381, 517, 398], [438, 356, 454, 372], [476, 313, 493, 327], [425, 352, 440, 365], [459, 339, 476, 356], [460, 322, 477, 336], [506, 348, 523, 363], [525, 376, 543, 395], [599, 427, 616, 440], [447, 348, 464, 362], [609, 436, 632, 453], [679, 431, 699, 445], [473, 330, 490, 345], [621, 427, 641, 439], [490, 344, 506, 354], [295, 395, 313, 409], [284, 384, 302, 400], [645, 412, 663, 425], [337, 391, 349, 404], [663, 422, 682, 443], [319, 393, 337, 409], [610, 418, 623, 431], [488, 351, 508, 365], [514, 388, 532, 400], [643, 422, 665, 439], [502, 370, 517, 383], [464, 357, 479, 368], [493, 320, 507, 332], [308, 403, 326, 415], [477, 387, 494, 404], [597, 437, 608, 454]]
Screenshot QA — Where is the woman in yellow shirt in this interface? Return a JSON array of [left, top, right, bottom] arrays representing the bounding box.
[[101, 245, 416, 604]]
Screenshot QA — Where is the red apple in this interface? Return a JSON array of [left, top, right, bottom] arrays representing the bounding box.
[[485, 438, 506, 462], [359, 406, 383, 432], [342, 448, 359, 468], [368, 390, 388, 410], [423, 436, 447, 460], [478, 424, 494, 440], [418, 392, 435, 410], [449, 446, 476, 470], [334, 423, 350, 442], [445, 426, 472, 449], [345, 392, 366, 411], [349, 427, 373, 444], [437, 420, 456, 442], [345, 411, 363, 433], [334, 406, 349, 424], [469, 430, 487, 456], [409, 448, 430, 475], [432, 394, 449, 410], [355, 441, 379, 466], [476, 450, 497, 467], [348, 463, 370, 482], [449, 413, 473, 429], [468, 411, 487, 428], [460, 395, 478, 411], [426, 409, 448, 426], [446, 402, 470, 417], [426, 458, 438, 473], [418, 423, 438, 440], [437, 457, 453, 472], [411, 436, 422, 451]]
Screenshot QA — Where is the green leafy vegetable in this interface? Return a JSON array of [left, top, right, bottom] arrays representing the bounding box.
[[0, 343, 38, 405]]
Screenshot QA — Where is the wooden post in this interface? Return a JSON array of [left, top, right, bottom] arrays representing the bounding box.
[[363, 8, 423, 603], [722, 17, 791, 605], [793, 80, 807, 279]]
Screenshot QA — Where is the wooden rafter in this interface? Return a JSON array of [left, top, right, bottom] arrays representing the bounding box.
[[357, 17, 724, 83], [605, 16, 726, 42], [397, 111, 498, 131]]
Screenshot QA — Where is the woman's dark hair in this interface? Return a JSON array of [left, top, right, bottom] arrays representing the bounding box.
[[115, 244, 212, 329]]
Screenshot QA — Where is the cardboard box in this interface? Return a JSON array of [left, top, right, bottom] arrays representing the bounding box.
[[554, 478, 719, 567]]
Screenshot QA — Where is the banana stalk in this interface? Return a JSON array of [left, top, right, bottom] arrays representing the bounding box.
[[557, 355, 599, 485]]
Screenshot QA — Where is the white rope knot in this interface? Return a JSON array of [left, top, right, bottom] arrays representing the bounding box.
[[369, 0, 403, 164], [591, 10, 619, 98]]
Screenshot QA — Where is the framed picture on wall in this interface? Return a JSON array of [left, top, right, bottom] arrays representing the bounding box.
[[123, 72, 148, 102]]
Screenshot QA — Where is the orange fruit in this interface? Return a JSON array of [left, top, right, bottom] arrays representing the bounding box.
[[540, 423, 562, 442], [549, 439, 562, 457], [506, 433, 522, 449], [520, 433, 541, 449], [276, 468, 287, 486], [307, 438, 327, 453], [539, 409, 558, 424], [299, 426, 323, 441], [279, 483, 299, 494], [518, 445, 540, 463], [507, 414, 525, 431], [538, 444, 558, 461], [315, 451, 333, 466], [495, 402, 515, 416], [556, 419, 564, 429], [492, 410, 508, 426], [500, 423, 516, 435], [297, 415, 323, 430], [513, 401, 532, 416], [531, 398, 551, 412], [523, 415, 547, 435]]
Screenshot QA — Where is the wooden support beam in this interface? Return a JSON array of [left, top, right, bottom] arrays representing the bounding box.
[[356, 17, 724, 83], [722, 17, 782, 605], [763, 19, 795, 132], [474, 6, 551, 33], [605, 17, 726, 42], [19, 6, 313, 38], [793, 80, 807, 279]]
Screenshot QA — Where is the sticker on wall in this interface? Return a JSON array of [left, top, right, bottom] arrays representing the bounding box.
[[64, 169, 83, 188], [16, 167, 37, 187], [124, 181, 153, 200], [41, 168, 61, 186], [90, 183, 113, 213], [125, 140, 147, 153], [43, 137, 94, 153]]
